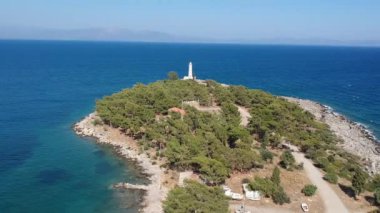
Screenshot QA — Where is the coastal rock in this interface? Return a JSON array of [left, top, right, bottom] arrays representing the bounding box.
[[112, 182, 148, 191], [285, 97, 380, 174], [74, 113, 168, 213]]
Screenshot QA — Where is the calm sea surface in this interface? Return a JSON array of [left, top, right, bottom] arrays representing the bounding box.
[[0, 40, 379, 212]]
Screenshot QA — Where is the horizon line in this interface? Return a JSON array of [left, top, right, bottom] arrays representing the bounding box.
[[1, 38, 380, 49]]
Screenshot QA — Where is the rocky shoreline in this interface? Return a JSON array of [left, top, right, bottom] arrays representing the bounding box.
[[284, 97, 380, 174], [72, 96, 380, 212], [73, 113, 168, 213]]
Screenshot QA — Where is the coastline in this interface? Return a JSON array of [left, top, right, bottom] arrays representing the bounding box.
[[284, 97, 380, 174], [73, 113, 168, 213], [72, 96, 380, 212]]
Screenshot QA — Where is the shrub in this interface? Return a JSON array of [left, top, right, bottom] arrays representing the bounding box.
[[315, 157, 330, 169], [249, 177, 275, 197], [302, 184, 317, 196], [163, 181, 229, 213], [92, 118, 103, 126], [167, 71, 179, 80], [260, 149, 273, 162], [352, 168, 367, 198], [271, 167, 281, 185], [374, 188, 380, 205], [280, 150, 295, 169], [272, 187, 291, 205], [367, 174, 380, 192], [324, 172, 338, 184]]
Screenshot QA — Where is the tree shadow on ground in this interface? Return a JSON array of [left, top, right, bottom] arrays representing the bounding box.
[[364, 195, 375, 206], [338, 183, 355, 198]]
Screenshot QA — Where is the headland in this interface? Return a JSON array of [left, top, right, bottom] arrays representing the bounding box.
[[73, 76, 379, 213]]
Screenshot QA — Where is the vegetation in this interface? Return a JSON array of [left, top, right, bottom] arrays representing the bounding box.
[[272, 186, 291, 205], [92, 118, 103, 126], [96, 78, 363, 181], [260, 148, 274, 162], [271, 167, 281, 185], [367, 174, 380, 192], [249, 177, 276, 197], [167, 71, 179, 80], [374, 188, 380, 205], [96, 79, 264, 183], [95, 76, 375, 206], [192, 156, 229, 185], [323, 172, 338, 184], [302, 184, 318, 196], [163, 180, 229, 213], [280, 151, 295, 170], [352, 168, 368, 198], [249, 167, 290, 205]]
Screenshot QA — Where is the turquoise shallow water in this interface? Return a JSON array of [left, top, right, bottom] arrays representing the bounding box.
[[0, 40, 379, 212]]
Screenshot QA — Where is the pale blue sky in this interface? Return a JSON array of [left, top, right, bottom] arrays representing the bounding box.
[[1, 0, 380, 45]]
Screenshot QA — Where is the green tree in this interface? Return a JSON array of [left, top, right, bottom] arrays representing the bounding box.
[[271, 167, 281, 186], [95, 78, 366, 187], [221, 101, 241, 126], [368, 174, 380, 191], [260, 149, 273, 162], [163, 180, 229, 213], [192, 156, 229, 185], [228, 148, 261, 171], [302, 184, 317, 196], [272, 186, 291, 205], [374, 188, 380, 205], [352, 168, 367, 198], [249, 177, 275, 197], [227, 126, 251, 148], [323, 172, 338, 184], [167, 71, 179, 80], [280, 150, 295, 169]]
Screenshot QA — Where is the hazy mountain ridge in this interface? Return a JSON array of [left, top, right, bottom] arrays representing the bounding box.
[[1, 26, 379, 46]]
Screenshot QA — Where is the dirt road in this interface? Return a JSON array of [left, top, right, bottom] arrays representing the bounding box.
[[287, 144, 349, 213]]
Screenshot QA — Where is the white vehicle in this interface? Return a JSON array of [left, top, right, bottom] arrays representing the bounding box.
[[242, 183, 261, 200], [223, 187, 243, 200], [222, 185, 231, 191], [231, 193, 244, 200], [301, 203, 309, 212]]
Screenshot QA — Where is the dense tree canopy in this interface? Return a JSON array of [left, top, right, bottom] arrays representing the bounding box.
[[94, 78, 377, 208], [163, 181, 229, 213], [96, 78, 364, 184], [352, 168, 368, 198]]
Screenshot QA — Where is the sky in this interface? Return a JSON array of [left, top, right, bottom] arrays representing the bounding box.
[[1, 0, 380, 45]]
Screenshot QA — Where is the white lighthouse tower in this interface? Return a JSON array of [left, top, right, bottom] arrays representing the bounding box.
[[183, 62, 195, 80]]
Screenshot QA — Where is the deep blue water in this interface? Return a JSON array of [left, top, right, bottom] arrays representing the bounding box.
[[0, 40, 379, 212]]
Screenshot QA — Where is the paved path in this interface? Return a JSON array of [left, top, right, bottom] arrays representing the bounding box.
[[287, 144, 349, 213]]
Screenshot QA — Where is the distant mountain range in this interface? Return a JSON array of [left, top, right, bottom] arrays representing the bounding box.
[[1, 26, 379, 46]]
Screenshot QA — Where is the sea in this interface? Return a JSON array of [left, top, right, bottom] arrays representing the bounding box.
[[0, 40, 379, 212]]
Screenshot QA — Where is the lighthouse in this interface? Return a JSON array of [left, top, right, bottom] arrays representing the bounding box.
[[183, 62, 195, 80]]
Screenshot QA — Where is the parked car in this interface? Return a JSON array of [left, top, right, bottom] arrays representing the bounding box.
[[301, 203, 309, 212]]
